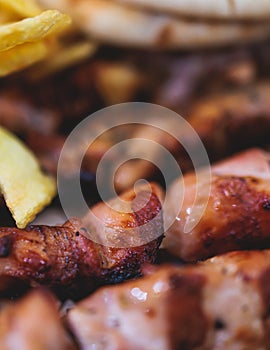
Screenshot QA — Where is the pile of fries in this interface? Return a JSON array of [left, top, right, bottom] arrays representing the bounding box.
[[0, 0, 74, 227], [0, 0, 70, 76]]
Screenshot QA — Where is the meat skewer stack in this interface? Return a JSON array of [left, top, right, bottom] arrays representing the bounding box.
[[1, 148, 270, 349]]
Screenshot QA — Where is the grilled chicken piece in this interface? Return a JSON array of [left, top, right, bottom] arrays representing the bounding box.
[[189, 82, 270, 161], [0, 183, 163, 297], [67, 249, 270, 350], [0, 290, 75, 350], [164, 148, 270, 261]]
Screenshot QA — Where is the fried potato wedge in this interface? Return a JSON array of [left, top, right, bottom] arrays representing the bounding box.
[[0, 9, 71, 52], [0, 41, 47, 76], [0, 0, 41, 18], [29, 40, 96, 79], [0, 127, 56, 228]]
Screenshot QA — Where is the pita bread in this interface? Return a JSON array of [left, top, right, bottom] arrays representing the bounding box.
[[117, 0, 270, 20], [38, 0, 270, 49]]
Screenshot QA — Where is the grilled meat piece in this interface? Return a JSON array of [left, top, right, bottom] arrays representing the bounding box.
[[0, 183, 163, 297], [0, 290, 75, 350], [189, 82, 270, 161], [67, 249, 270, 350], [164, 148, 270, 261]]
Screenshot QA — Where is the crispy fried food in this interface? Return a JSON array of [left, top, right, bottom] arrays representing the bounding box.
[[0, 10, 70, 52], [0, 127, 56, 228], [0, 290, 75, 350], [67, 249, 270, 350], [0, 0, 41, 18], [28, 40, 97, 80], [164, 148, 270, 261], [0, 183, 163, 297], [0, 0, 71, 76], [0, 41, 47, 77]]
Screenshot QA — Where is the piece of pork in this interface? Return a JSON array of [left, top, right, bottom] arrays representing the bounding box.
[[0, 183, 163, 297], [67, 249, 270, 350], [163, 148, 270, 261], [0, 290, 75, 350]]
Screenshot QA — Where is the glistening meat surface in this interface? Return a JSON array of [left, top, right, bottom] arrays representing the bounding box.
[[0, 290, 75, 350], [164, 148, 270, 261], [67, 249, 270, 350], [0, 183, 163, 297]]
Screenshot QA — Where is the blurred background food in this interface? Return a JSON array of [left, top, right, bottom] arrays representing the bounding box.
[[0, 0, 270, 226], [39, 0, 270, 49]]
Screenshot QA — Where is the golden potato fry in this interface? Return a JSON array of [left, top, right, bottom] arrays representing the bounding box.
[[0, 9, 71, 52], [0, 41, 47, 76], [0, 0, 41, 18], [29, 40, 97, 79], [0, 127, 56, 228], [0, 10, 18, 25]]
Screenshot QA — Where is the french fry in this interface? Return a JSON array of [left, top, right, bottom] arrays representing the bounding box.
[[0, 41, 47, 76], [29, 40, 96, 79], [0, 10, 71, 52], [0, 0, 41, 18], [0, 10, 18, 25], [0, 127, 56, 228]]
